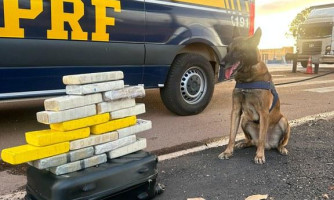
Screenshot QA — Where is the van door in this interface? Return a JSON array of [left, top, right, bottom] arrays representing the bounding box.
[[0, 0, 145, 98]]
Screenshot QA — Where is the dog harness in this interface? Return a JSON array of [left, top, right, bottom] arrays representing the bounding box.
[[235, 81, 279, 112]]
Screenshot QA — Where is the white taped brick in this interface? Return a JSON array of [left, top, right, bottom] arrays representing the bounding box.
[[66, 80, 124, 95], [50, 161, 81, 175], [110, 103, 145, 119], [107, 138, 146, 159], [70, 132, 118, 150], [44, 93, 102, 111], [117, 119, 152, 138], [36, 104, 96, 124], [103, 86, 145, 101], [28, 154, 67, 169], [94, 135, 136, 154], [83, 154, 107, 168], [97, 98, 136, 114], [69, 147, 94, 162], [63, 71, 124, 85], [50, 154, 107, 175], [28, 147, 94, 169]]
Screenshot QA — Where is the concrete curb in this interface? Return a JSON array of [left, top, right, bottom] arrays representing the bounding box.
[[0, 191, 26, 200]]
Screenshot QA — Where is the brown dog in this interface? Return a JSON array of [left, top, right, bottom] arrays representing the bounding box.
[[218, 28, 290, 164]]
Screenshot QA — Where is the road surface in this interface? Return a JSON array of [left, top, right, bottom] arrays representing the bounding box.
[[0, 64, 333, 198], [155, 117, 334, 200]]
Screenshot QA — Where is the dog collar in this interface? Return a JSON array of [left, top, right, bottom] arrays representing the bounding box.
[[235, 81, 279, 112]]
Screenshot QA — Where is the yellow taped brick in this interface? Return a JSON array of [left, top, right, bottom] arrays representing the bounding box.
[[50, 113, 110, 131], [91, 116, 136, 135], [26, 128, 90, 146], [1, 142, 69, 165]]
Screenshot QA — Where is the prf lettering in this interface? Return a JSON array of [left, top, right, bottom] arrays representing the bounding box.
[[0, 0, 121, 42]]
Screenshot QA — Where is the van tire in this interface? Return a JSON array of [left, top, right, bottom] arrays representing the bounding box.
[[160, 53, 215, 116]]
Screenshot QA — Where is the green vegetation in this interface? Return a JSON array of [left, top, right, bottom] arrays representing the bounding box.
[[286, 8, 311, 42]]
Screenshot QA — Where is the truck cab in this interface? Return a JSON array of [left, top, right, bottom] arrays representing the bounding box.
[[296, 4, 334, 68]]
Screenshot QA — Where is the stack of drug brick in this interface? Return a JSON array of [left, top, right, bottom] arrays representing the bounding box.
[[1, 71, 151, 175]]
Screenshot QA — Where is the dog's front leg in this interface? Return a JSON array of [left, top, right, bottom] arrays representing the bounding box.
[[218, 93, 242, 159], [254, 110, 269, 164]]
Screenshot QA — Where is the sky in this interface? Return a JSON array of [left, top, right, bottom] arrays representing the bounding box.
[[255, 0, 334, 49]]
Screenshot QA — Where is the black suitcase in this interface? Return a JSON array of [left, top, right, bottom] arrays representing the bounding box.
[[25, 151, 160, 200]]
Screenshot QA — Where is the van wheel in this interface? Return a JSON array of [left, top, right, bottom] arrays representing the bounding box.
[[160, 53, 214, 116]]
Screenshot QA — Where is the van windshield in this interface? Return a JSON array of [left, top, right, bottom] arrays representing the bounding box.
[[309, 7, 334, 18], [298, 23, 333, 39]]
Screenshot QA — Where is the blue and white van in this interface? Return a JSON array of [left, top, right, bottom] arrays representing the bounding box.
[[0, 0, 254, 115]]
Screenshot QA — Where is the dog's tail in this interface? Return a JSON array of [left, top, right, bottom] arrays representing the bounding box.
[[279, 117, 290, 147]]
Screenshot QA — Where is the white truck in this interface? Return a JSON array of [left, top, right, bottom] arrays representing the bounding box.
[[290, 3, 334, 73]]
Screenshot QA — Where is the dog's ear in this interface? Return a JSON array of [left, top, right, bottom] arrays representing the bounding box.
[[232, 26, 241, 39], [248, 27, 262, 47]]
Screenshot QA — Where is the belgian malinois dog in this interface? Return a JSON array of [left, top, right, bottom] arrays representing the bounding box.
[[218, 28, 290, 164]]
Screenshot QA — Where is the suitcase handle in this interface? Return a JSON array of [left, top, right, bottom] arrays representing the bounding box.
[[138, 167, 149, 174]]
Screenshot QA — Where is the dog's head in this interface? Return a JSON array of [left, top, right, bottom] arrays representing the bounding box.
[[224, 27, 262, 80]]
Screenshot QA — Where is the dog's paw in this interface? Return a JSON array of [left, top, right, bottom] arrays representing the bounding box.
[[278, 147, 288, 155], [218, 151, 233, 160], [235, 141, 251, 149], [254, 155, 266, 164], [234, 142, 245, 149]]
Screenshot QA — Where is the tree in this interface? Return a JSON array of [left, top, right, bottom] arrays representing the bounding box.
[[286, 8, 311, 42]]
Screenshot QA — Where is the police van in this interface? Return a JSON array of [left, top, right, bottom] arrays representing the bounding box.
[[0, 0, 254, 115]]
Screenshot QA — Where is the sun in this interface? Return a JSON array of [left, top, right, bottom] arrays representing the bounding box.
[[256, 10, 296, 49], [255, 0, 334, 49]]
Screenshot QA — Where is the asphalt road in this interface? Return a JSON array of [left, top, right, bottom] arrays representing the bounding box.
[[155, 118, 334, 200], [0, 64, 333, 197], [1, 65, 334, 155]]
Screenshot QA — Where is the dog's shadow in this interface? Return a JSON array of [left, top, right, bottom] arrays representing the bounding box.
[[215, 144, 289, 167]]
